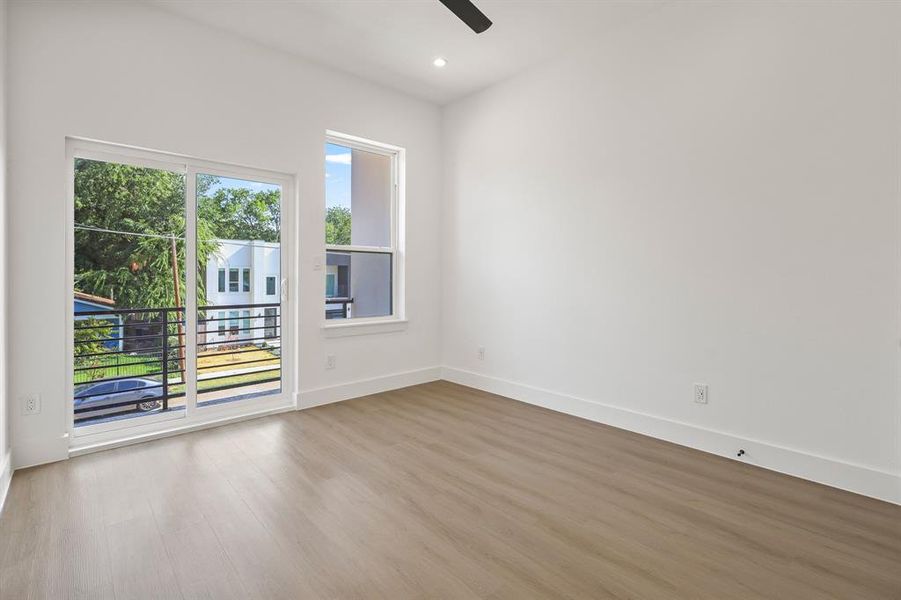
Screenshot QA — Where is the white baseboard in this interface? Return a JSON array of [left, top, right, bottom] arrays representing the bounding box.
[[0, 451, 12, 516], [12, 433, 68, 470], [299, 366, 442, 409], [441, 367, 901, 505]]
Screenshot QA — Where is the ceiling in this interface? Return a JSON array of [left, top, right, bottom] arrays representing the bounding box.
[[153, 0, 666, 105]]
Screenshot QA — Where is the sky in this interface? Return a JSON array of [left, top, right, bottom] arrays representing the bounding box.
[[206, 175, 280, 195], [201, 145, 352, 209], [326, 142, 351, 210]]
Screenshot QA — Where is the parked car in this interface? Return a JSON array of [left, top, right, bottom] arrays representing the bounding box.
[[74, 377, 164, 421]]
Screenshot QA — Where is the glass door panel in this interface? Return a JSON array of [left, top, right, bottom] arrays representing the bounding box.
[[73, 158, 187, 428], [194, 174, 282, 407]]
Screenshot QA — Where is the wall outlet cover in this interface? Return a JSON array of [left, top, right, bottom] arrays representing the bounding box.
[[694, 383, 709, 404], [22, 395, 41, 415]]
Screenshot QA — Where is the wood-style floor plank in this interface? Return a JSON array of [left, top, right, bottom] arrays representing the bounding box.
[[1, 381, 899, 599]]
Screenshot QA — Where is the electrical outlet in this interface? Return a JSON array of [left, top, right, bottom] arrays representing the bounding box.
[[22, 395, 41, 415], [693, 383, 708, 404], [477, 346, 485, 361], [326, 354, 336, 370]]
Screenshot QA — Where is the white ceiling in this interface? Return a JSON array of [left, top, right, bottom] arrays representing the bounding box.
[[153, 0, 666, 105]]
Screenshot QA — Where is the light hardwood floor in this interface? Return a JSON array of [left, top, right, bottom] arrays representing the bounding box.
[[1, 381, 899, 599]]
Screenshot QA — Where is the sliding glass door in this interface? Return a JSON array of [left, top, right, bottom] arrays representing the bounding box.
[[69, 140, 293, 440], [72, 157, 188, 428], [193, 172, 282, 408]]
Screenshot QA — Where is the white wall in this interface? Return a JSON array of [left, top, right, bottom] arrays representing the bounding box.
[[442, 2, 901, 502], [7, 0, 442, 467], [0, 0, 10, 506]]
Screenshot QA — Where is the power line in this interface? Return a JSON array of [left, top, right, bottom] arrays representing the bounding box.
[[74, 224, 182, 240], [75, 224, 276, 246]]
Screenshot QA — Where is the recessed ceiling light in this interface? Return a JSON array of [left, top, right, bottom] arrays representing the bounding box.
[[433, 57, 448, 68]]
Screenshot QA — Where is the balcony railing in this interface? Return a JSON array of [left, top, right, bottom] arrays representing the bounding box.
[[74, 302, 280, 425], [325, 297, 354, 319]]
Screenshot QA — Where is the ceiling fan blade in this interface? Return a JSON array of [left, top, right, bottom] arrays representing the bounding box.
[[438, 0, 493, 34]]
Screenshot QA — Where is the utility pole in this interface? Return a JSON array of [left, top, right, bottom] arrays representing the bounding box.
[[170, 238, 186, 376]]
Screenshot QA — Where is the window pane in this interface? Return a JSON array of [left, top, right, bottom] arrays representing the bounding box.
[[325, 142, 391, 248], [196, 173, 281, 407], [218, 269, 225, 292], [325, 251, 391, 319], [266, 276, 276, 296], [73, 157, 185, 427]]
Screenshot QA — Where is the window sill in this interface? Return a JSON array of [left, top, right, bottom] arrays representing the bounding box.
[[321, 318, 408, 338]]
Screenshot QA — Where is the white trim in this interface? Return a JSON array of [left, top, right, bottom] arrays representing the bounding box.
[[0, 452, 12, 516], [325, 130, 403, 156], [325, 244, 393, 254], [12, 432, 68, 469], [298, 366, 440, 409], [69, 401, 295, 458], [321, 318, 408, 338], [440, 367, 901, 505]]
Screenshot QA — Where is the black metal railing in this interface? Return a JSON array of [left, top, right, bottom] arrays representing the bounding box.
[[74, 306, 185, 420], [325, 297, 353, 319], [73, 302, 281, 424], [195, 302, 281, 401]]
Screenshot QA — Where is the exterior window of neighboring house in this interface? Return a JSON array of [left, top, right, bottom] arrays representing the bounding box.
[[266, 276, 276, 296], [228, 268, 239, 292], [242, 268, 251, 292], [228, 311, 239, 334], [217, 311, 225, 334], [242, 310, 251, 333], [264, 307, 278, 338], [218, 268, 226, 293], [324, 133, 403, 321]]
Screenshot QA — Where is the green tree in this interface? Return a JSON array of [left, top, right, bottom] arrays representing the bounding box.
[[326, 206, 351, 245], [74, 159, 219, 309], [197, 187, 280, 243], [73, 318, 112, 380]]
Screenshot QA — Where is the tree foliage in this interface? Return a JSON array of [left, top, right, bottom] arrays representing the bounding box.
[[74, 159, 280, 310], [198, 187, 280, 243], [326, 206, 351, 245], [73, 318, 113, 379]]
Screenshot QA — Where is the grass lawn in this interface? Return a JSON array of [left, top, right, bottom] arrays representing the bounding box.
[[75, 345, 280, 385], [74, 353, 158, 384]]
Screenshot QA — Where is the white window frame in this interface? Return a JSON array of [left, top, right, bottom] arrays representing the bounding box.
[[65, 137, 297, 450], [322, 130, 407, 336]]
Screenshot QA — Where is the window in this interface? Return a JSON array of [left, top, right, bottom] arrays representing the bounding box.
[[218, 268, 226, 293], [118, 380, 141, 391], [264, 307, 278, 339], [324, 132, 401, 321], [242, 310, 251, 333], [217, 311, 225, 334], [266, 276, 276, 296], [242, 268, 251, 292], [228, 268, 239, 292], [86, 383, 117, 396], [228, 311, 239, 334]]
